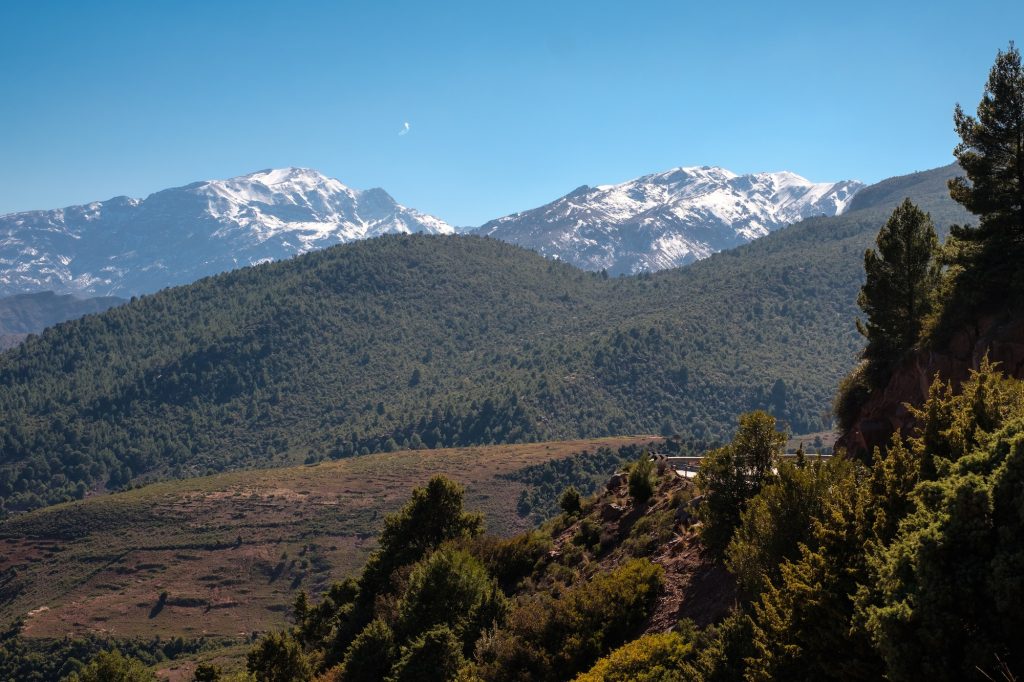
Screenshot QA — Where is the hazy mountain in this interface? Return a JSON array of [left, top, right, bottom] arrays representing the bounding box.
[[475, 166, 864, 273], [0, 168, 454, 296], [0, 291, 125, 350]]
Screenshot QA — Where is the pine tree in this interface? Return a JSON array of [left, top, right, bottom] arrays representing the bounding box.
[[946, 42, 1024, 300], [856, 199, 940, 384]]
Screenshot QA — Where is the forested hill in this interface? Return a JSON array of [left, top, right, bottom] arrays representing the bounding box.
[[0, 164, 968, 512]]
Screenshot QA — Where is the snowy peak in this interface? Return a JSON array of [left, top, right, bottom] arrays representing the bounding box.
[[476, 166, 863, 274], [0, 169, 453, 296]]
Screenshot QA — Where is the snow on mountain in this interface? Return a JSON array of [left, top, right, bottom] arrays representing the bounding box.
[[475, 166, 863, 274], [0, 168, 454, 296]]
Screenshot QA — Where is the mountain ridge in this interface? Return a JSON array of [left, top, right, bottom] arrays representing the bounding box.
[[0, 167, 453, 297], [475, 165, 864, 274]]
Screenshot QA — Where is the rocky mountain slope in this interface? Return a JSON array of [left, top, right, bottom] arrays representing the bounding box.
[[0, 168, 453, 296], [475, 166, 864, 273]]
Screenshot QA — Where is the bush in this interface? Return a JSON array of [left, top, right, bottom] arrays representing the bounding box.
[[246, 631, 311, 682], [575, 631, 699, 681], [559, 486, 582, 515], [64, 650, 157, 682], [628, 454, 655, 504], [474, 559, 663, 680], [388, 626, 466, 682]]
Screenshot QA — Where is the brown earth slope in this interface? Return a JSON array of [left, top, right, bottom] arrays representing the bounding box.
[[0, 437, 657, 643]]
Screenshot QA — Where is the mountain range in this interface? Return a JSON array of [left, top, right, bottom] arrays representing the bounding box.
[[0, 165, 861, 296], [0, 164, 967, 513], [0, 167, 453, 297], [475, 166, 863, 273]]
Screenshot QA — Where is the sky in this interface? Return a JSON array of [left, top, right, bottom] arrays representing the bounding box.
[[1, 1, 1021, 226]]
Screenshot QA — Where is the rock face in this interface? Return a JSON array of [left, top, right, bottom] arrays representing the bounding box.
[[839, 313, 1024, 456]]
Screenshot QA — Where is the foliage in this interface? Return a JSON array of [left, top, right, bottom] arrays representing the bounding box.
[[388, 626, 466, 682], [696, 411, 786, 555], [856, 364, 1024, 681], [833, 360, 872, 432], [558, 486, 582, 515], [61, 650, 156, 682], [393, 549, 506, 647], [338, 619, 396, 682], [572, 631, 698, 681], [246, 631, 312, 682], [725, 457, 856, 600], [627, 452, 655, 505], [745, 460, 882, 682], [0, 623, 213, 682], [473, 559, 663, 681], [856, 199, 940, 386]]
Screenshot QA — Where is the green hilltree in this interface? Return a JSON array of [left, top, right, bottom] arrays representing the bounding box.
[[856, 199, 940, 384]]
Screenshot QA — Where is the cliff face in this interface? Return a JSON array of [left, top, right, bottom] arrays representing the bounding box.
[[839, 312, 1024, 456]]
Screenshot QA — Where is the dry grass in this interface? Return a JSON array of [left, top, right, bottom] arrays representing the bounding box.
[[0, 436, 657, 643]]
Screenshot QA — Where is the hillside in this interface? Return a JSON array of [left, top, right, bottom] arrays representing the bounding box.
[[0, 164, 969, 513]]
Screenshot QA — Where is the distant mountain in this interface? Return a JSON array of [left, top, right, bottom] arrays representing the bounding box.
[[0, 291, 125, 350], [0, 168, 454, 296], [475, 166, 864, 274], [0, 164, 967, 513]]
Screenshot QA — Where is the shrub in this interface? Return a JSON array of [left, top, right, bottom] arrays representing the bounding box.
[[628, 454, 655, 505], [64, 650, 157, 682], [559, 486, 582, 515], [575, 631, 699, 681]]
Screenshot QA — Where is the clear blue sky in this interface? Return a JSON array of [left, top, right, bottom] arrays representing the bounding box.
[[1, 1, 1021, 225]]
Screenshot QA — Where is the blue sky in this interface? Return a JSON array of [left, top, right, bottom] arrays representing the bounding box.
[[1, 1, 1021, 225]]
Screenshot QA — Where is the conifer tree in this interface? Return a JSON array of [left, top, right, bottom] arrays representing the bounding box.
[[950, 42, 1024, 244], [945, 42, 1024, 301], [856, 199, 940, 384]]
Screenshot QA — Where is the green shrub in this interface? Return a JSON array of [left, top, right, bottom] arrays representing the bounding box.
[[628, 454, 656, 504], [574, 631, 698, 681]]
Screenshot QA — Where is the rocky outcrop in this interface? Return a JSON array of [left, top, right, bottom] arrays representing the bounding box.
[[839, 312, 1024, 457]]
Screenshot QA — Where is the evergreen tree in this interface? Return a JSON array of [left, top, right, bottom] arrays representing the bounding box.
[[628, 453, 656, 505], [697, 411, 786, 555], [940, 41, 1024, 315], [949, 43, 1024, 247], [856, 199, 940, 385]]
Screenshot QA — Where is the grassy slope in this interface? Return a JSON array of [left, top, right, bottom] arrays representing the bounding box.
[[0, 165, 970, 512], [0, 436, 656, 641]]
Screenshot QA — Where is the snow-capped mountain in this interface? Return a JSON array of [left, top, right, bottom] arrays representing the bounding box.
[[475, 166, 863, 274], [0, 167, 454, 296]]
